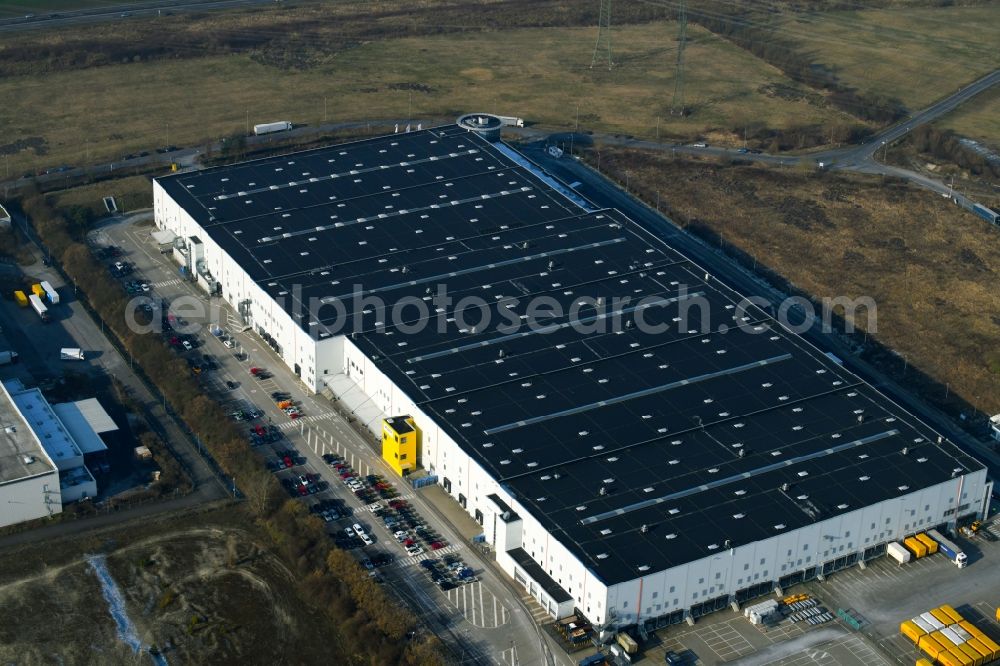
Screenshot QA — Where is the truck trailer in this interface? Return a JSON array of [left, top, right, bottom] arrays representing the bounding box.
[[60, 348, 84, 361], [972, 204, 999, 226], [927, 529, 968, 568], [28, 294, 49, 322], [31, 283, 45, 299], [40, 280, 59, 304], [253, 121, 293, 136], [0, 350, 19, 365], [887, 541, 912, 564], [496, 115, 526, 128], [13, 290, 28, 307]]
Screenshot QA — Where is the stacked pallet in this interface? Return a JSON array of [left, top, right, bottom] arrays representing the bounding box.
[[900, 604, 1000, 666]]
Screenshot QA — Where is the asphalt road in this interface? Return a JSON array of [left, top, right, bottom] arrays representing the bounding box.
[[537, 68, 1000, 212], [0, 0, 279, 33]]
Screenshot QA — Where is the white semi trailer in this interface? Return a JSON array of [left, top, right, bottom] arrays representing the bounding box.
[[253, 121, 293, 136]]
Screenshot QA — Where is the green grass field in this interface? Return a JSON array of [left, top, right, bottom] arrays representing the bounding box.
[[779, 6, 1000, 111], [0, 21, 856, 176]]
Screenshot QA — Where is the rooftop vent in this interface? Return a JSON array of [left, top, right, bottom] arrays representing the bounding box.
[[21, 455, 35, 464]]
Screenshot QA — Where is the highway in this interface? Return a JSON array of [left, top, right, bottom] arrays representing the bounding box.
[[0, 0, 279, 33]]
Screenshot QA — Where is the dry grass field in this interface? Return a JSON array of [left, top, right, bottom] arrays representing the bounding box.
[[597, 148, 1000, 418], [940, 86, 1000, 147], [0, 507, 336, 664], [780, 5, 1000, 111], [0, 16, 855, 176]]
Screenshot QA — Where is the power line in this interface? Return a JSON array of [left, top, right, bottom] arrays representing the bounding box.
[[670, 0, 687, 116], [591, 0, 613, 70]]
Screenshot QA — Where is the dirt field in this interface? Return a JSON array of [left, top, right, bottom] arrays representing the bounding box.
[[780, 5, 1000, 111], [0, 12, 854, 176], [596, 147, 1000, 420], [0, 506, 337, 664]]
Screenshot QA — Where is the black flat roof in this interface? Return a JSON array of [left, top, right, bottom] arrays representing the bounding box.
[[157, 126, 984, 586]]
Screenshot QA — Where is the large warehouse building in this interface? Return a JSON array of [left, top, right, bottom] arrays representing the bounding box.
[[154, 120, 990, 632]]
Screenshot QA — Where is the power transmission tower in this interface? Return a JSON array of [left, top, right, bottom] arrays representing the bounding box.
[[591, 0, 613, 70], [670, 0, 688, 115]]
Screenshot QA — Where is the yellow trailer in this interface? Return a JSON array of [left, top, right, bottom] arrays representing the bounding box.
[[905, 536, 928, 559], [938, 648, 964, 666], [961, 622, 1000, 660], [966, 639, 992, 663], [939, 604, 963, 624], [916, 660, 933, 666], [958, 642, 983, 666], [920, 634, 950, 660], [13, 290, 28, 307], [948, 647, 974, 666], [931, 608, 953, 626], [30, 283, 45, 299], [996, 607, 1000, 623], [916, 533, 939, 554], [902, 620, 927, 644]]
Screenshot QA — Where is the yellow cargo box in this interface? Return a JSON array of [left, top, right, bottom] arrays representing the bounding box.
[[948, 647, 974, 666], [916, 533, 939, 554], [905, 537, 928, 559], [916, 659, 934, 666], [902, 620, 927, 644], [939, 604, 961, 624], [938, 648, 964, 666], [967, 639, 992, 662], [31, 283, 44, 298], [13, 290, 28, 307], [920, 634, 949, 660], [931, 608, 954, 626], [958, 642, 983, 666]]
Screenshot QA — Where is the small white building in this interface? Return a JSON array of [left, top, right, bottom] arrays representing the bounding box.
[[0, 380, 105, 519]]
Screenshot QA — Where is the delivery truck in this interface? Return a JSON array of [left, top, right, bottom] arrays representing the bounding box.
[[0, 351, 19, 365], [13, 290, 28, 307], [60, 348, 84, 361], [927, 529, 968, 568], [28, 294, 49, 322], [40, 280, 59, 304]]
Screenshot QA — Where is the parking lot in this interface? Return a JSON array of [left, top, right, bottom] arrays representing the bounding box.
[[91, 214, 560, 666]]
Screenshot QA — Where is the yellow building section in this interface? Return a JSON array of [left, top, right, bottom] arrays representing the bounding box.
[[382, 415, 418, 477]]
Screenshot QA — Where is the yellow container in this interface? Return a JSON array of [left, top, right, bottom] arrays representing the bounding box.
[[917, 533, 939, 554], [948, 647, 973, 666], [916, 660, 933, 666], [920, 634, 949, 660], [902, 620, 927, 644], [31, 283, 44, 298], [938, 648, 963, 666], [939, 604, 963, 624], [905, 536, 928, 559], [967, 639, 992, 662], [958, 642, 983, 666], [931, 608, 953, 626], [996, 607, 1000, 623], [13, 290, 28, 307]]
